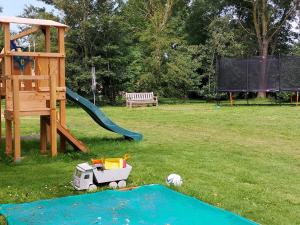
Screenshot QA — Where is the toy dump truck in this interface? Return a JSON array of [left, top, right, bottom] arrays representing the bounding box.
[[73, 162, 132, 191]]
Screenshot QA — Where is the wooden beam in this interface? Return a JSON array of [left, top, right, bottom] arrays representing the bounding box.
[[13, 77, 21, 162], [0, 75, 49, 81], [56, 122, 87, 153], [3, 23, 10, 52], [3, 52, 65, 58], [10, 75, 49, 80], [58, 27, 66, 152], [11, 26, 40, 41], [40, 116, 47, 154], [3, 23, 13, 155], [5, 119, 12, 155], [42, 28, 52, 152], [46, 101, 50, 145], [0, 17, 68, 28], [58, 27, 65, 54], [49, 61, 57, 157], [45, 26, 51, 52], [59, 100, 66, 151], [0, 92, 1, 146], [5, 109, 50, 119], [38, 86, 66, 92], [0, 48, 4, 63]]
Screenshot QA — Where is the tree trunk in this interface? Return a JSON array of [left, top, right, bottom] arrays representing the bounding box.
[[250, 0, 297, 98], [258, 41, 269, 98]]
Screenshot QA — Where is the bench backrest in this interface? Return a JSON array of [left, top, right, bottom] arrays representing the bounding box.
[[126, 92, 154, 100]]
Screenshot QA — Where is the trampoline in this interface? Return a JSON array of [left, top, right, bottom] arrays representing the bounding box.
[[217, 56, 300, 105], [217, 56, 300, 92]]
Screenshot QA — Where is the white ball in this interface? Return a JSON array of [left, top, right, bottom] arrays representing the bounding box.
[[166, 174, 182, 186]]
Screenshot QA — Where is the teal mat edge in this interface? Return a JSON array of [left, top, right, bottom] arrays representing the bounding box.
[[0, 184, 258, 225]]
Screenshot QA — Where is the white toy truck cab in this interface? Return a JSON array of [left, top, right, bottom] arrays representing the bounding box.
[[73, 162, 132, 191], [73, 163, 95, 191]]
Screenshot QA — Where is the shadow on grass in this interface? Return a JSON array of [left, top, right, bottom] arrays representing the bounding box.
[[159, 98, 206, 105], [0, 135, 139, 165], [218, 103, 298, 107]]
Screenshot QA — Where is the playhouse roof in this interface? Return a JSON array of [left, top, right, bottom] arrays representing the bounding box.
[[0, 16, 68, 28]]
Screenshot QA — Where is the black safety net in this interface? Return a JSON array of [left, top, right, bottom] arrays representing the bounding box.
[[217, 56, 300, 92]]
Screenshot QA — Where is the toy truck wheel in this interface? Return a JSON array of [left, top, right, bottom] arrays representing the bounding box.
[[118, 180, 126, 188], [109, 181, 118, 189], [88, 184, 97, 192]]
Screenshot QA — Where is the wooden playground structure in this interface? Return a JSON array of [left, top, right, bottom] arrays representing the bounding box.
[[0, 17, 87, 162]]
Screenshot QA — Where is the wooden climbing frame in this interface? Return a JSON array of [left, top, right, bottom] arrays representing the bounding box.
[[0, 17, 87, 162]]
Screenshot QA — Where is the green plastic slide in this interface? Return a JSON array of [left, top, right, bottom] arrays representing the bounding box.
[[66, 88, 143, 141]]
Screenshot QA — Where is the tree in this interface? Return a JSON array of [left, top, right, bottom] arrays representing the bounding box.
[[123, 0, 198, 97], [31, 0, 299, 100], [226, 0, 300, 97], [230, 0, 299, 57], [294, 43, 300, 55], [186, 0, 226, 45], [192, 17, 245, 98], [39, 0, 132, 103], [19, 5, 60, 52]]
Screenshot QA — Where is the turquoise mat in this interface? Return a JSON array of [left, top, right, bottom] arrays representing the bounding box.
[[0, 185, 257, 225]]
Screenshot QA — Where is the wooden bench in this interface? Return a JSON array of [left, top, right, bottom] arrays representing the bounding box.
[[125, 92, 158, 107]]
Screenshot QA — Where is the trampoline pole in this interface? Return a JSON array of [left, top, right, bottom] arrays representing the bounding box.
[[230, 92, 233, 106], [217, 92, 221, 106], [279, 91, 282, 106]]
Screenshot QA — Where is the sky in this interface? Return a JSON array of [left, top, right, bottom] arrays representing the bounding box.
[[0, 0, 53, 16], [0, 0, 55, 31]]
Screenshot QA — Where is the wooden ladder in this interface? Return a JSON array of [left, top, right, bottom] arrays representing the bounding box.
[[45, 117, 88, 153]]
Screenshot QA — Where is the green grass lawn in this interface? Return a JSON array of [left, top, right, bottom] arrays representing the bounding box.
[[0, 102, 300, 225]]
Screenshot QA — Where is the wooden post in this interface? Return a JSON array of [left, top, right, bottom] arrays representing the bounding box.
[[59, 100, 66, 151], [297, 92, 299, 106], [49, 61, 57, 157], [230, 92, 234, 106], [45, 26, 51, 52], [291, 93, 293, 104], [45, 100, 51, 144], [0, 93, 1, 145], [41, 26, 52, 151], [13, 77, 21, 162], [40, 116, 47, 154], [5, 119, 12, 155], [0, 55, 3, 146], [3, 23, 13, 156], [58, 27, 66, 151]]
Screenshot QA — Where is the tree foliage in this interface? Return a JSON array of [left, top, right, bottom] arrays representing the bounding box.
[[12, 0, 298, 101], [225, 0, 299, 56], [38, 0, 132, 102]]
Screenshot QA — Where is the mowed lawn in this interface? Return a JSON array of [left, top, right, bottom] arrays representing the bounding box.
[[0, 102, 300, 225]]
